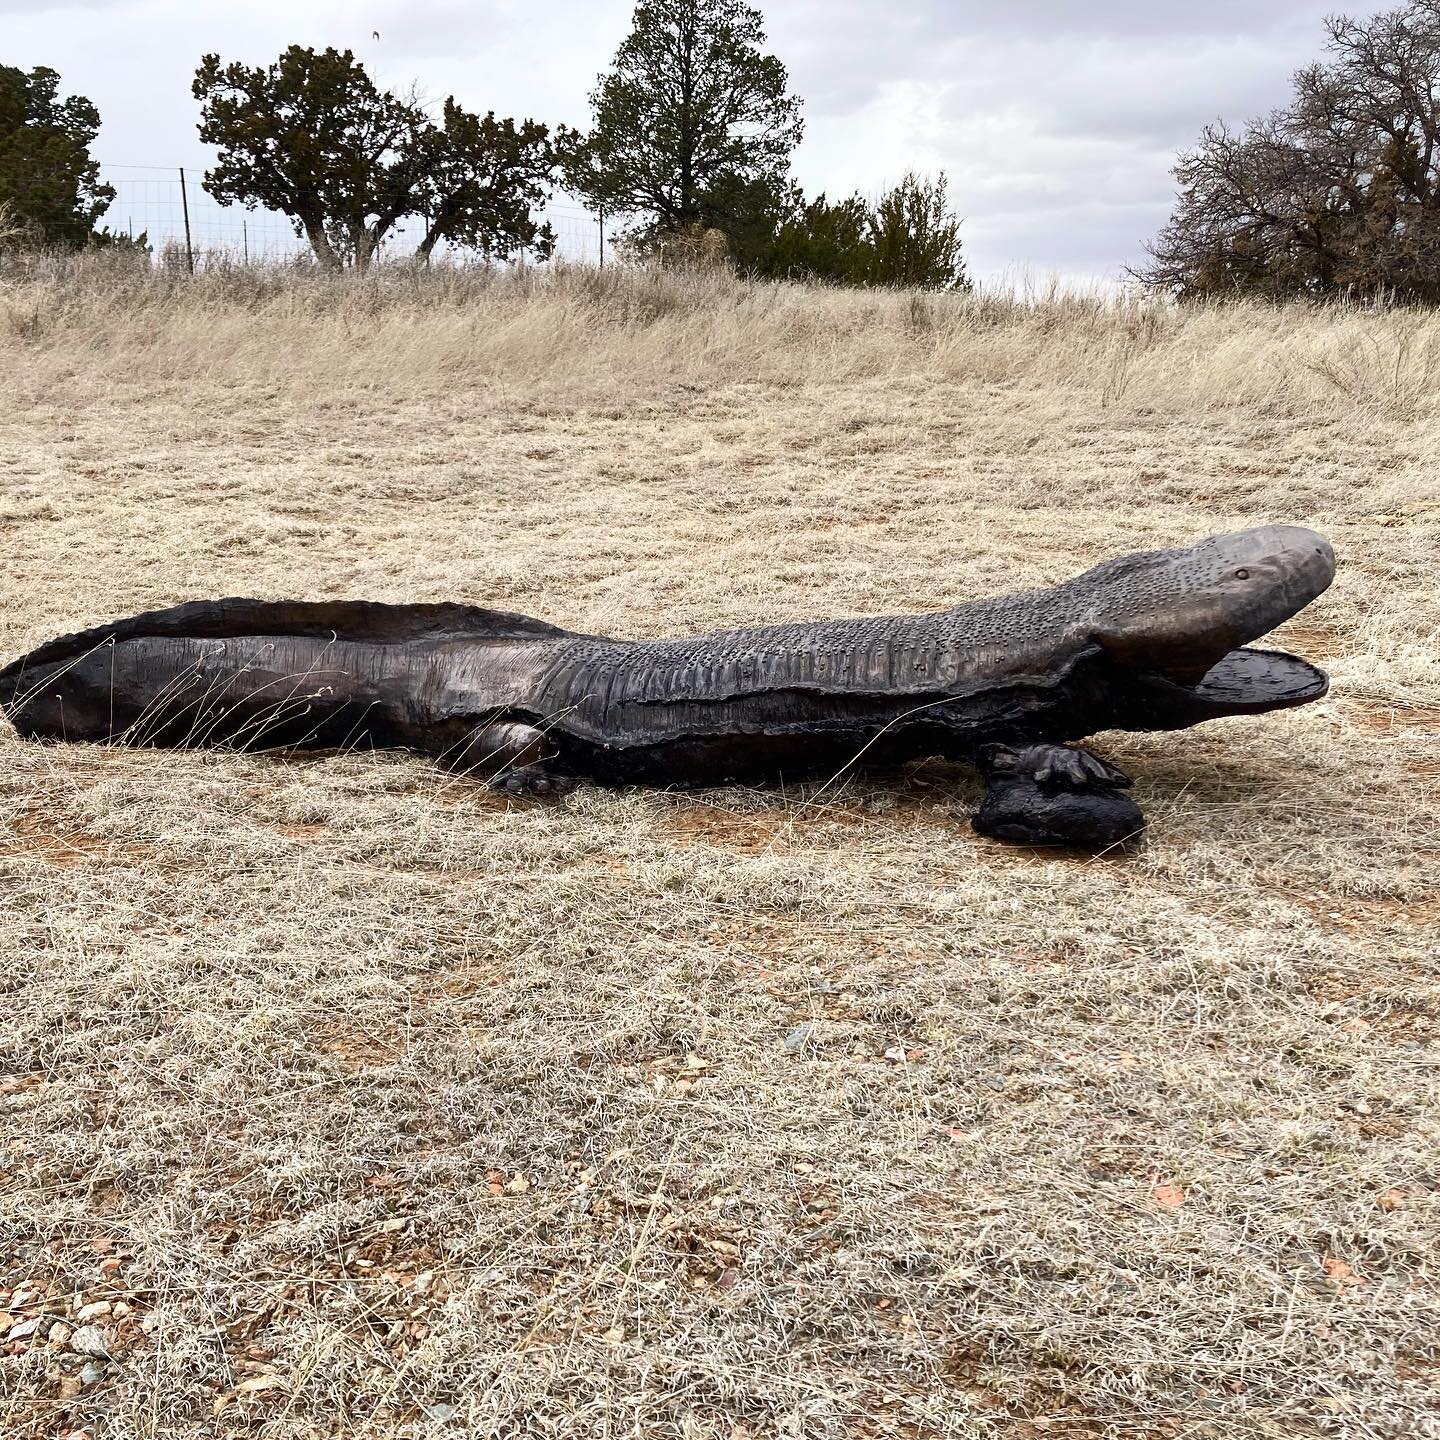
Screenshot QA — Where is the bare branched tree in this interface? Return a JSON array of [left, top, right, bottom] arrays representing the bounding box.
[[1138, 1, 1440, 301]]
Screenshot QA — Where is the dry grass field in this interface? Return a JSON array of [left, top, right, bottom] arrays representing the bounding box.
[[1, 258, 1438, 1439]]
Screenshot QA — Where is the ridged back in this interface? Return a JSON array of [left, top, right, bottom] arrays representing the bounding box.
[[535, 588, 1092, 739]]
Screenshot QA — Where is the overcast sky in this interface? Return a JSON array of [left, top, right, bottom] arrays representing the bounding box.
[[4, 0, 1394, 283]]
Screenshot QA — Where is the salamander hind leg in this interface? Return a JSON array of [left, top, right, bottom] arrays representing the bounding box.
[[488, 762, 579, 797], [972, 743, 1143, 851], [436, 719, 580, 798]]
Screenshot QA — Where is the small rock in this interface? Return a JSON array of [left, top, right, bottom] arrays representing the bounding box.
[[69, 1324, 110, 1357], [8, 1318, 42, 1341], [48, 1322, 72, 1346], [982, 1074, 1006, 1092], [891, 1251, 939, 1276], [423, 1402, 459, 1422], [235, 1373, 284, 1394], [75, 1301, 111, 1322], [784, 1023, 816, 1054], [80, 1359, 106, 1384]]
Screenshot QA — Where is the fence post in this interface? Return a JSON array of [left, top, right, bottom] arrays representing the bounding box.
[[178, 167, 195, 274], [243, 218, 248, 265], [598, 205, 605, 269]]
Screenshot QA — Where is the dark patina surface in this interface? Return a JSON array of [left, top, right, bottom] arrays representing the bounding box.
[[0, 525, 1335, 849]]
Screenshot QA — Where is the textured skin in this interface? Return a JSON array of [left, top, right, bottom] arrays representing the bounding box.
[[0, 526, 1337, 848], [972, 743, 1144, 849]]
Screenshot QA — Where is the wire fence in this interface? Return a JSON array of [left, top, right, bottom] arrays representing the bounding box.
[[84, 163, 606, 267]]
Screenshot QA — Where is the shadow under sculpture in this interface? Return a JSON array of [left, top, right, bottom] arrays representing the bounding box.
[[0, 525, 1335, 851]]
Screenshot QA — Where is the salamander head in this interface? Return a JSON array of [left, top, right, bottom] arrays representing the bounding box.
[[1070, 525, 1336, 715]]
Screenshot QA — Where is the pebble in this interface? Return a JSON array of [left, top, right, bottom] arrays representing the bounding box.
[[80, 1359, 106, 1384], [8, 1317, 42, 1341], [784, 1022, 816, 1054], [69, 1325, 110, 1357], [891, 1250, 939, 1276], [75, 1301, 111, 1322]]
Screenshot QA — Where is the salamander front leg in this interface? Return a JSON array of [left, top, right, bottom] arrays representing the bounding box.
[[972, 743, 1143, 851]]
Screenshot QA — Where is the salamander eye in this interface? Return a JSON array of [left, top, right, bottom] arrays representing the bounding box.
[[1235, 568, 1250, 580]]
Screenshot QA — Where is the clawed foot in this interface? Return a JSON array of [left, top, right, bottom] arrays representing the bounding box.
[[983, 742, 1131, 790], [973, 744, 1142, 851], [488, 764, 579, 798]]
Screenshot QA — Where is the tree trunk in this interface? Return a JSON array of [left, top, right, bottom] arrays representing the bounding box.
[[678, 17, 695, 221], [351, 219, 374, 273], [302, 218, 344, 272], [356, 215, 402, 273]]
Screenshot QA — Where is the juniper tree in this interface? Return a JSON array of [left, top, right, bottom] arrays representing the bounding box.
[[566, 0, 803, 251], [194, 47, 562, 271], [0, 65, 114, 246], [756, 175, 969, 291]]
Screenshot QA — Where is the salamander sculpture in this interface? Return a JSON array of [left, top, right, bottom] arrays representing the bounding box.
[[0, 525, 1335, 850]]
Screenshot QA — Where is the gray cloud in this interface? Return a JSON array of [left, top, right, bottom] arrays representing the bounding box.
[[926, 0, 1353, 38], [770, 0, 1382, 114], [0, 0, 129, 13]]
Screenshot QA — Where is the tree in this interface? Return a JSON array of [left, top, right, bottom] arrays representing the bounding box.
[[567, 0, 803, 252], [696, 171, 794, 269], [761, 190, 871, 284], [865, 172, 969, 289], [194, 46, 562, 271], [0, 64, 115, 246], [195, 47, 426, 270], [754, 174, 970, 290], [1138, 1, 1440, 301], [411, 101, 561, 263]]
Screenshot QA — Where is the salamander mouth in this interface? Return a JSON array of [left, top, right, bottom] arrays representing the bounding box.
[[1159, 646, 1329, 714]]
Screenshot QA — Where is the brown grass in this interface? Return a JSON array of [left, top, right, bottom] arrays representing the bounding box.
[[1, 258, 1437, 1438]]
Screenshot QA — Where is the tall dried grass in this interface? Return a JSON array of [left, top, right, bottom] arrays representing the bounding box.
[[6, 250, 1440, 421]]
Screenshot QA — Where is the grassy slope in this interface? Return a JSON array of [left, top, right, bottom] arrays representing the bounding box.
[[1, 262, 1437, 1438]]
